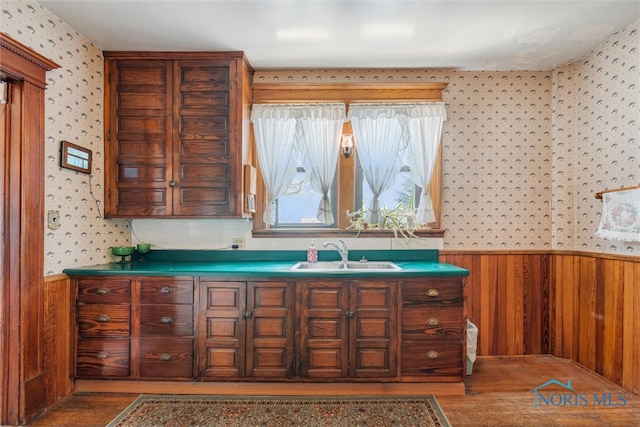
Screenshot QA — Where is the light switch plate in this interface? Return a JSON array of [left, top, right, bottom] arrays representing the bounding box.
[[47, 210, 61, 230]]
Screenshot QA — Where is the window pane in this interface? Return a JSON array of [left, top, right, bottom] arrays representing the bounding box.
[[360, 169, 418, 211], [275, 170, 336, 227]]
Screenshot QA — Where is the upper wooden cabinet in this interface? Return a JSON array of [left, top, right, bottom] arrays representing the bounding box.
[[103, 52, 253, 218]]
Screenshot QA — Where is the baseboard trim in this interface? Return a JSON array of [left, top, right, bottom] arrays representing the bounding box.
[[75, 379, 465, 396]]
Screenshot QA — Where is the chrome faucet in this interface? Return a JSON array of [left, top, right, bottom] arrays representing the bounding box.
[[323, 240, 349, 264]]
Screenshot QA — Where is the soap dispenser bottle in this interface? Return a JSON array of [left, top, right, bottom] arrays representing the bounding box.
[[307, 239, 318, 263]]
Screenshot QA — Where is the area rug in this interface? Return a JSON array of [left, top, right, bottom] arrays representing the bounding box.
[[106, 394, 451, 427]]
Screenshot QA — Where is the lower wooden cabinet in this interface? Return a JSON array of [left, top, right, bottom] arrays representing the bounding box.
[[74, 276, 195, 380], [198, 280, 295, 379], [297, 280, 397, 379], [76, 278, 132, 378], [74, 275, 465, 384], [400, 278, 465, 382]]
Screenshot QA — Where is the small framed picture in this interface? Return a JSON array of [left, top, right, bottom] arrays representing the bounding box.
[[60, 140, 92, 174]]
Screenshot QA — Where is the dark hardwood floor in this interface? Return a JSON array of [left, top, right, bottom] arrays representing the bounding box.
[[27, 356, 639, 426]]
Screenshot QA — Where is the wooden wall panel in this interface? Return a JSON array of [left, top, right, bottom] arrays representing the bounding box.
[[551, 254, 639, 396], [442, 251, 639, 395], [43, 275, 74, 407], [439, 252, 550, 357]]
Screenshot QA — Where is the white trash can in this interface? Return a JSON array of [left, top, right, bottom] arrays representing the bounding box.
[[466, 319, 478, 375]]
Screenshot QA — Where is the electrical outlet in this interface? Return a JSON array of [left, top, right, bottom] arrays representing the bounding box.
[[232, 237, 245, 249]]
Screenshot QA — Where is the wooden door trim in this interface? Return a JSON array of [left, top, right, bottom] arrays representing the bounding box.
[[0, 33, 59, 425]]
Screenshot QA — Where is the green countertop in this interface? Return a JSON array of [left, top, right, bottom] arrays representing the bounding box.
[[63, 249, 469, 278]]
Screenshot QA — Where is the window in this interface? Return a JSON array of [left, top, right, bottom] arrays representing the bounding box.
[[356, 164, 420, 218], [274, 167, 337, 227], [250, 83, 447, 236]]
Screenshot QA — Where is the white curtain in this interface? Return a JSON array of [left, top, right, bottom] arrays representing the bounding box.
[[298, 104, 345, 224], [406, 102, 447, 225], [348, 104, 407, 225], [250, 105, 299, 225]]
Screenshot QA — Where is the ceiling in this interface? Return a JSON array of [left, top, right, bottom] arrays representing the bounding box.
[[39, 0, 640, 71]]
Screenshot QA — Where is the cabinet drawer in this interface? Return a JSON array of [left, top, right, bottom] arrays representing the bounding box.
[[401, 279, 463, 307], [401, 341, 463, 377], [77, 279, 130, 304], [78, 304, 130, 337], [140, 338, 193, 378], [140, 279, 194, 304], [140, 304, 193, 336], [77, 338, 130, 378], [402, 306, 464, 340]]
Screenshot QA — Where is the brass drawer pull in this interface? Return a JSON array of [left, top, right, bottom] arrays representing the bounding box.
[[426, 351, 440, 359], [426, 318, 440, 327], [158, 287, 174, 294], [96, 351, 109, 359], [426, 289, 440, 297], [96, 314, 110, 322], [160, 316, 173, 325], [160, 354, 173, 361], [96, 287, 111, 295]]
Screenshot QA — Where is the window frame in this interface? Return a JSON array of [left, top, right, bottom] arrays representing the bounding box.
[[250, 83, 447, 237]]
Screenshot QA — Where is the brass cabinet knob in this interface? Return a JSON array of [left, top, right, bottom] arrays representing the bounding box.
[[426, 289, 440, 297], [158, 287, 174, 294], [168, 181, 179, 188], [96, 314, 110, 322], [96, 351, 109, 359], [96, 287, 110, 295], [160, 354, 173, 361], [160, 316, 173, 324], [426, 350, 440, 359], [426, 318, 440, 327]]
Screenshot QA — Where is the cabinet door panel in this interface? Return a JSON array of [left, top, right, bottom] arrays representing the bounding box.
[[349, 281, 397, 378], [199, 281, 246, 378], [181, 91, 229, 109], [297, 281, 349, 378], [246, 282, 294, 378], [172, 59, 236, 217], [106, 59, 172, 217], [117, 163, 166, 183], [179, 187, 229, 205]]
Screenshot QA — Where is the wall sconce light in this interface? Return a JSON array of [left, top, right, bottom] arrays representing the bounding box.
[[341, 134, 354, 158]]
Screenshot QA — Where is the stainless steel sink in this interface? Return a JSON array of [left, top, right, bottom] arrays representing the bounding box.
[[290, 261, 402, 272]]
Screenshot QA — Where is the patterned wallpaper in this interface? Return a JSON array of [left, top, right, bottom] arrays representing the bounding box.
[[2, 0, 637, 273], [553, 21, 639, 255], [256, 70, 555, 250], [2, 0, 130, 275], [254, 20, 639, 256]]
